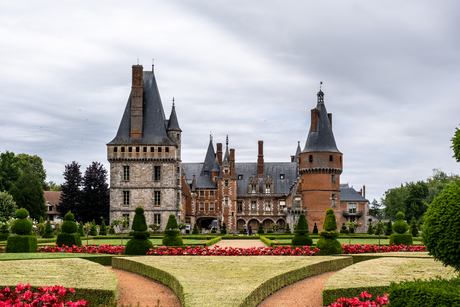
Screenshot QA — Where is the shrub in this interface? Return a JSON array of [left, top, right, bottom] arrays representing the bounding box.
[[6, 236, 38, 253], [88, 219, 98, 236], [423, 180, 460, 271], [11, 208, 33, 235], [312, 223, 319, 234], [109, 225, 116, 235], [367, 223, 374, 235], [221, 222, 227, 235], [291, 213, 312, 246], [267, 229, 274, 233], [239, 229, 244, 234], [385, 220, 393, 236], [77, 222, 85, 236], [323, 208, 337, 231], [388, 276, 460, 307], [38, 216, 45, 236], [42, 220, 54, 238], [0, 223, 9, 241], [211, 229, 217, 233], [393, 212, 409, 234], [125, 207, 154, 255], [257, 223, 264, 234], [317, 209, 341, 255], [410, 217, 418, 237], [192, 223, 199, 234], [284, 223, 291, 234], [56, 211, 81, 247], [390, 233, 413, 246], [162, 214, 183, 247], [99, 220, 107, 236], [340, 223, 349, 234]]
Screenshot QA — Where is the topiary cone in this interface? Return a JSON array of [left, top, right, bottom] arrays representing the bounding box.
[[125, 207, 153, 255], [316, 209, 341, 255], [162, 214, 183, 247], [323, 208, 338, 231], [291, 213, 312, 246]]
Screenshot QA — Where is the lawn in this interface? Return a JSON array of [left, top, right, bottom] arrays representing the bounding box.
[[113, 255, 352, 307], [0, 258, 118, 305], [322, 257, 458, 305]]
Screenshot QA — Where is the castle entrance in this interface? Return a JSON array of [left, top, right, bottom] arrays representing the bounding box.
[[197, 217, 216, 233]]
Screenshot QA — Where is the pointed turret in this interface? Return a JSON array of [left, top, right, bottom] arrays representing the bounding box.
[[302, 90, 340, 153], [294, 141, 301, 163], [223, 135, 230, 163], [167, 98, 181, 132], [201, 135, 216, 176]]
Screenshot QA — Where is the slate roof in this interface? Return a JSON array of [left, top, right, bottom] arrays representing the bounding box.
[[201, 138, 216, 175], [340, 183, 368, 202], [167, 103, 181, 131], [108, 71, 176, 146], [182, 163, 217, 189], [302, 90, 341, 153]]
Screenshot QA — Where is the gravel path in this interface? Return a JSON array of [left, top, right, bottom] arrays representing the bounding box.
[[211, 239, 268, 248]]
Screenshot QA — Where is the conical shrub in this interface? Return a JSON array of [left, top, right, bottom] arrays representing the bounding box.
[[257, 223, 264, 234], [192, 223, 199, 234], [42, 220, 55, 238], [291, 213, 312, 246], [6, 208, 37, 253], [284, 223, 291, 234], [313, 223, 319, 234], [56, 211, 81, 247], [162, 214, 183, 247], [125, 207, 153, 255], [316, 209, 341, 255], [322, 208, 338, 231], [99, 220, 107, 236], [88, 219, 98, 236]]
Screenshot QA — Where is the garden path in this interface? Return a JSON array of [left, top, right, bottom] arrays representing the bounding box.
[[210, 239, 267, 248]]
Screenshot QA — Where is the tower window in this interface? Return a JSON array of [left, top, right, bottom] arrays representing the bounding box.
[[150, 147, 154, 152], [225, 180, 229, 187], [123, 166, 130, 181], [224, 197, 229, 206], [128, 147, 132, 153], [176, 133, 179, 139], [165, 147, 169, 153], [136, 147, 140, 153], [329, 155, 333, 162], [114, 147, 118, 153], [331, 174, 336, 184], [123, 191, 130, 206], [331, 194, 337, 207], [143, 147, 147, 153], [121, 147, 125, 153], [158, 147, 162, 153], [154, 191, 161, 207], [154, 166, 161, 181], [309, 155, 313, 163]]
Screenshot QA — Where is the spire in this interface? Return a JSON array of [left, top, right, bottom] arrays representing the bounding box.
[[302, 89, 340, 153], [167, 97, 181, 131], [294, 141, 301, 162], [223, 135, 230, 162], [212, 156, 220, 172], [201, 135, 216, 175]]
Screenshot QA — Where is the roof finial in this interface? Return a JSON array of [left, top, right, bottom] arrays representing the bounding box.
[[137, 58, 139, 65], [172, 97, 175, 107], [317, 82, 324, 103], [319, 81, 323, 90], [152, 58, 154, 71], [226, 135, 229, 146], [210, 131, 213, 142]]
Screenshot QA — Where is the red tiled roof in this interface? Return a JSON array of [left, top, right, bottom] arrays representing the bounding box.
[[44, 191, 62, 206]]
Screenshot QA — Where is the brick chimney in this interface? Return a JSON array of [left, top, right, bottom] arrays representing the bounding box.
[[257, 141, 264, 178], [217, 143, 223, 166], [291, 155, 295, 162], [230, 149, 235, 177], [310, 109, 318, 132], [130, 65, 143, 138]]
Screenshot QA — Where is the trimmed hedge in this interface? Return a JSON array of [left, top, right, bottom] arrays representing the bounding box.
[[42, 221, 54, 239], [389, 233, 413, 246], [56, 233, 82, 248], [0, 223, 9, 241], [259, 236, 273, 247], [5, 236, 38, 253], [205, 236, 222, 247], [163, 229, 183, 247], [388, 276, 460, 306]]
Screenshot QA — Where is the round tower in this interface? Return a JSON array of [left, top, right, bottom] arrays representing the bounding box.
[[298, 90, 342, 231]]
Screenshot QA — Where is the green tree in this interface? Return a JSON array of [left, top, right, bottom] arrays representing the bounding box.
[[44, 181, 62, 191], [57, 162, 82, 220], [80, 162, 109, 224], [9, 165, 46, 221], [369, 199, 382, 217], [451, 125, 460, 162], [16, 153, 47, 190], [0, 191, 18, 220], [382, 185, 408, 219], [0, 151, 20, 192]]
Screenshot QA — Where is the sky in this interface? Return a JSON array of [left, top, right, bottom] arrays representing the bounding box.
[[1, 0, 459, 203]]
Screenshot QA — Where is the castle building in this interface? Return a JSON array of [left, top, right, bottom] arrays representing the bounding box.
[[107, 65, 369, 232]]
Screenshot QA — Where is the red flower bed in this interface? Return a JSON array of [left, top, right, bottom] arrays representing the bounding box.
[[146, 245, 320, 256], [0, 283, 87, 306], [341, 244, 425, 254], [36, 244, 124, 255], [325, 291, 389, 307]]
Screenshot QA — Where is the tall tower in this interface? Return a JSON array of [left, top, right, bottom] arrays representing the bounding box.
[[107, 64, 182, 229], [298, 90, 342, 231]]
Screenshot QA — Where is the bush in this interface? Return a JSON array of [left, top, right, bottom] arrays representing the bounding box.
[[42, 220, 54, 239], [284, 223, 291, 234], [192, 223, 199, 235], [389, 233, 413, 246], [11, 208, 33, 235], [99, 220, 107, 236], [410, 217, 418, 237], [211, 229, 217, 233], [423, 180, 460, 271], [388, 276, 460, 306], [109, 225, 116, 235], [77, 222, 85, 236], [38, 216, 45, 236], [292, 213, 312, 246], [317, 209, 341, 255], [339, 223, 349, 234], [0, 223, 9, 241], [385, 220, 393, 236], [61, 212, 78, 233], [88, 220, 98, 236], [165, 214, 178, 230], [367, 223, 374, 235], [162, 214, 183, 247], [239, 229, 244, 234], [393, 212, 409, 234], [312, 223, 319, 234], [6, 236, 38, 253], [267, 229, 274, 233], [56, 233, 82, 247], [125, 207, 153, 255], [257, 223, 264, 234], [220, 223, 227, 235]]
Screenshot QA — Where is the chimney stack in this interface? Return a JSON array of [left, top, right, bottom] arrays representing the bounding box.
[[257, 141, 264, 178], [363, 185, 366, 198], [130, 65, 143, 138], [291, 155, 295, 162], [310, 109, 318, 132], [230, 149, 235, 177], [217, 143, 223, 166]]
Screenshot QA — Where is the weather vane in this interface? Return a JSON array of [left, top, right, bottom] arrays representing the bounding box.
[[172, 97, 175, 106], [319, 81, 323, 90]]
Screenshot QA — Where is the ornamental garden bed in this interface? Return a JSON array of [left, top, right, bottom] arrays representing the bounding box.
[[0, 258, 118, 306], [322, 257, 457, 306]]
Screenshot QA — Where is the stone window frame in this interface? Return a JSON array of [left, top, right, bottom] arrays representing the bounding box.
[[122, 213, 130, 227], [251, 201, 257, 212], [237, 201, 243, 212], [265, 201, 271, 212], [209, 202, 215, 211], [199, 202, 204, 211], [123, 166, 130, 181], [200, 191, 204, 197], [153, 214, 161, 225], [154, 166, 161, 181], [331, 193, 337, 207], [154, 191, 161, 207], [123, 191, 130, 207], [210, 190, 215, 197]]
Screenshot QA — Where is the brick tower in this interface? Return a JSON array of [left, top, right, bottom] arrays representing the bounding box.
[[107, 64, 182, 229], [298, 89, 342, 231]]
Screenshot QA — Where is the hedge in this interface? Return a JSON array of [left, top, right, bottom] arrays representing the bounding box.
[[259, 236, 273, 247], [205, 236, 222, 247]]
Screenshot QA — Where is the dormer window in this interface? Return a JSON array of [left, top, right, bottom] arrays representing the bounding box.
[[204, 171, 209, 176], [280, 174, 285, 179], [238, 174, 243, 180], [251, 185, 256, 193], [265, 185, 271, 194]]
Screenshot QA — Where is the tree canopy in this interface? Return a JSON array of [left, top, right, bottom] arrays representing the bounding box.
[[0, 191, 18, 221], [452, 125, 460, 162]]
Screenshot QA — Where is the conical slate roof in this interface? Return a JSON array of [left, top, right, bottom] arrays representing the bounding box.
[[167, 102, 181, 132], [302, 90, 340, 153], [108, 70, 175, 146], [223, 136, 230, 162], [201, 137, 216, 175], [294, 141, 301, 163]]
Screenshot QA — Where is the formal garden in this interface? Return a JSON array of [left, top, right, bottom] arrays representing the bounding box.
[[1, 179, 460, 306]]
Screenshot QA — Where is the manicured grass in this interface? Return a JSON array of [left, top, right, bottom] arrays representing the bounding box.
[[113, 255, 352, 307], [349, 251, 432, 264], [0, 258, 118, 305], [322, 257, 457, 305], [0, 252, 117, 265]]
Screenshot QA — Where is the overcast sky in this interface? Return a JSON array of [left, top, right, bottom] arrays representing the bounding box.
[[1, 1, 459, 203]]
